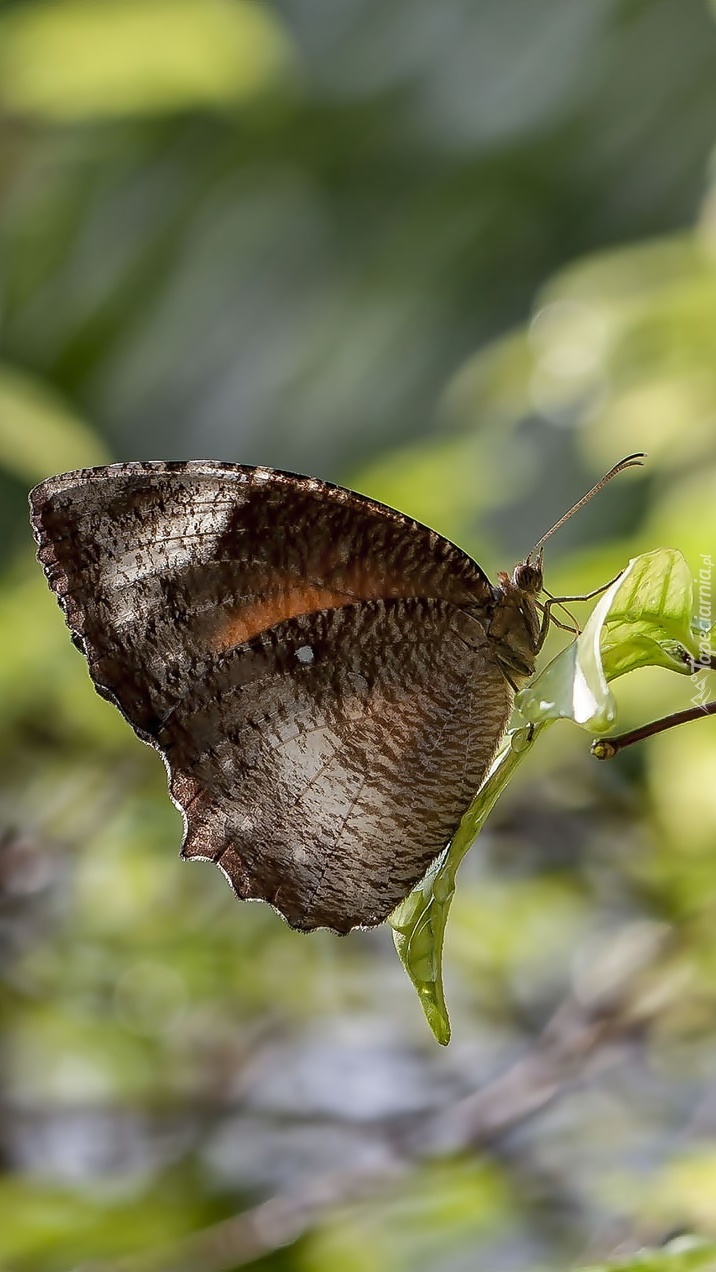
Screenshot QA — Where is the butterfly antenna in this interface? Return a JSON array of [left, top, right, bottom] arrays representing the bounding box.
[[526, 452, 645, 565]]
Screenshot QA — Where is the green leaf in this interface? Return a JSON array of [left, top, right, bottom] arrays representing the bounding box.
[[389, 724, 542, 1045], [516, 548, 699, 734], [600, 547, 699, 678]]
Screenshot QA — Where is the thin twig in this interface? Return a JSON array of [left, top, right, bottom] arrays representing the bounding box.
[[591, 701, 716, 759]]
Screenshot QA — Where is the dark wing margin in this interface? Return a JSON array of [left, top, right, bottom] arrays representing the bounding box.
[[160, 598, 512, 932], [29, 461, 495, 740]]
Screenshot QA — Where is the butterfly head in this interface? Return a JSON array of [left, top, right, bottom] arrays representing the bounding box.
[[512, 558, 543, 596], [487, 453, 646, 687]]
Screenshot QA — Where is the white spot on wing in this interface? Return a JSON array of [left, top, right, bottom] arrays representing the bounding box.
[[296, 645, 314, 664]]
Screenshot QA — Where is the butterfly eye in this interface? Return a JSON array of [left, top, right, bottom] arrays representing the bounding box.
[[514, 562, 542, 594]]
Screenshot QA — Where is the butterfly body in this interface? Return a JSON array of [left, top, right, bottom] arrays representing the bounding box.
[[30, 461, 544, 933]]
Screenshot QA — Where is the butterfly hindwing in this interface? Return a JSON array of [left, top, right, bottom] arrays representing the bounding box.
[[160, 598, 511, 931]]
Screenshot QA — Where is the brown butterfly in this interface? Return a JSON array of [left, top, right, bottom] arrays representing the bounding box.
[[29, 456, 642, 934]]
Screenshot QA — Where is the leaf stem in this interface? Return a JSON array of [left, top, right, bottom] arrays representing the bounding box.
[[591, 701, 716, 759]]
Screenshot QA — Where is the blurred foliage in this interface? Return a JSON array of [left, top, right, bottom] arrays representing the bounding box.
[[3, 1, 716, 1270], [0, 361, 109, 483], [579, 1236, 716, 1272], [0, 0, 292, 121]]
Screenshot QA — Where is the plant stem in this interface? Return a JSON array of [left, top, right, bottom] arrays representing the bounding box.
[[591, 701, 716, 759]]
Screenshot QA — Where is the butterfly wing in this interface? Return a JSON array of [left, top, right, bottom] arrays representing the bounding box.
[[30, 462, 508, 931], [161, 598, 511, 932], [30, 461, 494, 738]]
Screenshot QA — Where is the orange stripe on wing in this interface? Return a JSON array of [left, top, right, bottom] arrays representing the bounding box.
[[213, 581, 355, 650]]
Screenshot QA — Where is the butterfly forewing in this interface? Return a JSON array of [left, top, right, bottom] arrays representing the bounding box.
[[30, 463, 493, 734], [30, 461, 509, 932]]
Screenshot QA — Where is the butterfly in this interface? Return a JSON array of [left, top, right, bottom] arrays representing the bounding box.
[[29, 457, 642, 934]]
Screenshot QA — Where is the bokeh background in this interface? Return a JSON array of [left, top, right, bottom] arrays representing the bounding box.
[[2, 1, 716, 1269]]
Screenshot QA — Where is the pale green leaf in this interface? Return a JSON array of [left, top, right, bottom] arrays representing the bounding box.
[[517, 549, 699, 734], [389, 725, 541, 1045], [600, 547, 699, 678]]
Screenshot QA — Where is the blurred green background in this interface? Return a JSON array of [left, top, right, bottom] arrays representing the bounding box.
[[2, 1, 716, 1269]]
